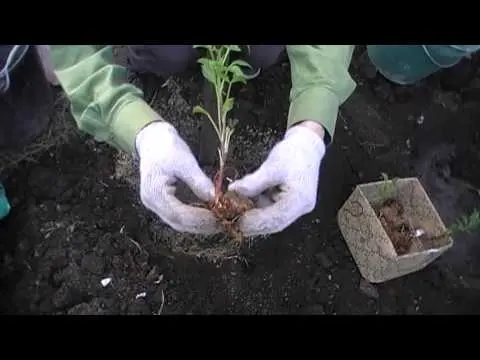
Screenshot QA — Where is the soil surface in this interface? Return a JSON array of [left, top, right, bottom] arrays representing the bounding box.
[[1, 46, 480, 314]]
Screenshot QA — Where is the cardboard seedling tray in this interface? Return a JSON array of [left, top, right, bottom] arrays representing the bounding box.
[[337, 177, 453, 283]]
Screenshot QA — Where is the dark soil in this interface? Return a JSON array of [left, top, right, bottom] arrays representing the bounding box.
[[377, 198, 414, 256], [1, 46, 480, 314]]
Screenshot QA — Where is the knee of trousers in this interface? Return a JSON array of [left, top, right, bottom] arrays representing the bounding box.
[[246, 45, 286, 69], [126, 45, 199, 78]]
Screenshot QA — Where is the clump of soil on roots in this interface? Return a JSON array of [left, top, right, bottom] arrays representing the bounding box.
[[209, 189, 254, 237], [375, 197, 445, 256], [195, 169, 255, 256], [376, 198, 414, 255]]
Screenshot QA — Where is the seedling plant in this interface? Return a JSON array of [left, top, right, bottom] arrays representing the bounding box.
[[375, 173, 480, 255], [192, 45, 259, 239], [373, 172, 415, 254], [448, 208, 480, 235]]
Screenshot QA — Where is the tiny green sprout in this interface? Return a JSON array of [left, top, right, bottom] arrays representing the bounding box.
[[448, 209, 480, 236], [192, 45, 260, 200], [379, 172, 398, 200]]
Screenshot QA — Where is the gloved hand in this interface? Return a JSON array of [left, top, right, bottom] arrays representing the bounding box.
[[228, 124, 326, 237], [135, 121, 221, 235]]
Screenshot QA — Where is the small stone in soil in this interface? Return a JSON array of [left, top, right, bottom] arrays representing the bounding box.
[[100, 278, 112, 287], [135, 292, 147, 299]]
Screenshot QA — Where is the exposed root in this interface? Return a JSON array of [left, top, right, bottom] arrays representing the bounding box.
[[210, 190, 254, 241], [195, 190, 254, 242], [377, 198, 414, 255]]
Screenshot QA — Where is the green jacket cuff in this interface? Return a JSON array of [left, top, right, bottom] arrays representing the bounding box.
[[110, 97, 160, 154], [287, 87, 341, 142]]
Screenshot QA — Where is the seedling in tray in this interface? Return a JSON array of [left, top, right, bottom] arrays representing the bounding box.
[[375, 172, 418, 256], [192, 45, 260, 240], [375, 174, 480, 256], [337, 176, 454, 283]]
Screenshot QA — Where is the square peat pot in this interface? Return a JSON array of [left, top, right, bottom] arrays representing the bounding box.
[[337, 177, 453, 283]]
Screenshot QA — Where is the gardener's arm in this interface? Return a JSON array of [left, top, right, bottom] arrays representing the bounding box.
[[50, 45, 159, 154], [286, 45, 356, 143], [229, 45, 357, 237], [50, 45, 220, 235]]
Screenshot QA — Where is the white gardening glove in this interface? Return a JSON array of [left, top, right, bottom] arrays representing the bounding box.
[[228, 125, 326, 237], [136, 121, 221, 234]]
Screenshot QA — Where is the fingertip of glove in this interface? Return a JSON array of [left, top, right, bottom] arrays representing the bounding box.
[[227, 181, 237, 192], [206, 187, 216, 201], [227, 180, 247, 196]]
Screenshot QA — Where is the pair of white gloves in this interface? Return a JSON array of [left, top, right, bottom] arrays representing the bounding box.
[[136, 120, 326, 237], [37, 45, 326, 237]]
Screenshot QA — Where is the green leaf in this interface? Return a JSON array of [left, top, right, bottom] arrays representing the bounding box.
[[193, 45, 260, 163], [229, 63, 260, 81], [222, 97, 234, 118], [201, 66, 216, 86], [230, 59, 252, 69], [245, 67, 261, 80], [229, 65, 246, 78], [220, 71, 231, 85], [193, 105, 212, 118], [231, 76, 247, 85], [228, 118, 239, 128], [450, 209, 480, 234], [197, 58, 217, 85], [225, 45, 242, 52]]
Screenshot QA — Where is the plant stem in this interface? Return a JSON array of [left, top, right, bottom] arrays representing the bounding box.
[[213, 47, 232, 202], [214, 164, 225, 203], [193, 45, 259, 203]]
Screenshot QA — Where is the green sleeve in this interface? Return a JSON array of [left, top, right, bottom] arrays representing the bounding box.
[[50, 45, 161, 154], [286, 45, 357, 142]]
